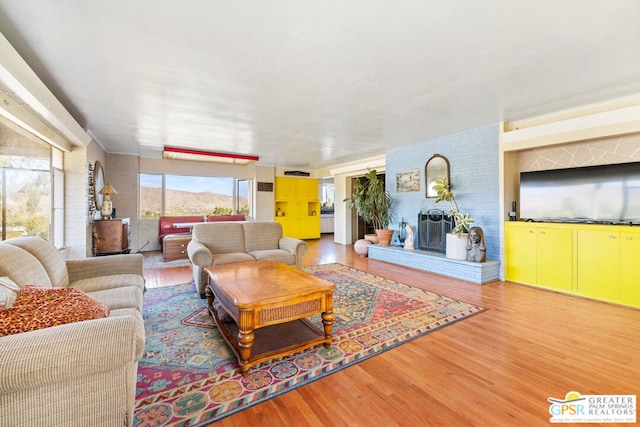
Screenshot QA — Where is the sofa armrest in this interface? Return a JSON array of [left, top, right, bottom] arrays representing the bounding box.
[[0, 315, 141, 394], [187, 240, 213, 267], [66, 254, 143, 283], [279, 236, 308, 267]]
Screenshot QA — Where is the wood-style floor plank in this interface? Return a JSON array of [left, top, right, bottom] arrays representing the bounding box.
[[143, 235, 640, 426]]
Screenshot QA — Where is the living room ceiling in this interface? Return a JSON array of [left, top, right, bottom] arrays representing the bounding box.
[[0, 1, 639, 169]]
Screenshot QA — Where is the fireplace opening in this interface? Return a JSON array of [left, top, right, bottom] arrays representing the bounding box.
[[417, 209, 452, 253]]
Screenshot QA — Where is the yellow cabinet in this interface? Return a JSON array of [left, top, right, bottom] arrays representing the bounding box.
[[506, 222, 640, 309], [576, 229, 620, 301], [621, 231, 640, 307], [505, 222, 573, 292], [274, 177, 320, 239], [274, 178, 296, 200], [505, 223, 537, 284], [298, 179, 319, 200], [576, 226, 640, 307], [536, 227, 573, 291]]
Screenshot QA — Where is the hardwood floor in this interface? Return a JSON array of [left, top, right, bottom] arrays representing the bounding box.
[[143, 235, 640, 426]]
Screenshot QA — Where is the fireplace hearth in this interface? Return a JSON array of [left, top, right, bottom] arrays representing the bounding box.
[[417, 209, 452, 253]]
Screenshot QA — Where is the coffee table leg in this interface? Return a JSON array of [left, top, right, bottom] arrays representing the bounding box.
[[321, 310, 334, 348], [237, 310, 254, 377], [205, 285, 216, 318]]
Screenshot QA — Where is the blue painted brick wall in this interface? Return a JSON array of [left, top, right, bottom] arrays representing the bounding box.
[[386, 124, 500, 260]]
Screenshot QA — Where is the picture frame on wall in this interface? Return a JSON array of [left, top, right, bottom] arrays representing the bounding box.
[[396, 169, 420, 192]]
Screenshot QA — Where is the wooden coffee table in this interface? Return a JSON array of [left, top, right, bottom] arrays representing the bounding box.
[[205, 260, 335, 377]]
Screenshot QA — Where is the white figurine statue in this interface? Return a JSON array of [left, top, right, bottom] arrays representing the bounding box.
[[404, 224, 414, 250]]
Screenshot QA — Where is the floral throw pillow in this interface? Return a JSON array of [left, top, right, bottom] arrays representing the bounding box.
[[0, 285, 110, 336], [0, 277, 20, 308]]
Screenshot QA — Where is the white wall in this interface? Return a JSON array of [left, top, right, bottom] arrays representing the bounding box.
[[65, 140, 105, 258], [254, 166, 275, 221]]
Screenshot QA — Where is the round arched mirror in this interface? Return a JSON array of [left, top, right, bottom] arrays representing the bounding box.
[[93, 161, 105, 211], [425, 154, 450, 198]]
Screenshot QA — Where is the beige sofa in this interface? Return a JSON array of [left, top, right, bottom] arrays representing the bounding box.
[[0, 236, 145, 427], [187, 221, 308, 297]]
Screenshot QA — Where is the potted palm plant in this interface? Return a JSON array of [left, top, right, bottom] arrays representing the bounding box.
[[432, 177, 475, 259], [344, 169, 394, 245]]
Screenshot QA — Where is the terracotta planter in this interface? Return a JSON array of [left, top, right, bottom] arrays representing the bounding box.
[[375, 229, 394, 246], [446, 232, 468, 260]]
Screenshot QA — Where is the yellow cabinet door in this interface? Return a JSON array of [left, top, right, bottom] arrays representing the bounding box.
[[289, 219, 306, 239], [620, 231, 640, 308], [275, 216, 290, 237], [299, 178, 319, 200], [306, 214, 321, 238], [274, 177, 295, 200], [287, 201, 306, 239], [505, 224, 537, 284], [536, 227, 573, 291], [577, 229, 620, 301]]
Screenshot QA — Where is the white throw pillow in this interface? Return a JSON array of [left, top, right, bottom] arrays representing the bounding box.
[[0, 277, 20, 308]]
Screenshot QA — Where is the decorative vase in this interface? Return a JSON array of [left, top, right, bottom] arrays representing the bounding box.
[[446, 232, 468, 260], [375, 229, 394, 246], [354, 239, 372, 257]]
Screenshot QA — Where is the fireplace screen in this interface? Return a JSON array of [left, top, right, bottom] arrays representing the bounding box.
[[417, 210, 452, 253]]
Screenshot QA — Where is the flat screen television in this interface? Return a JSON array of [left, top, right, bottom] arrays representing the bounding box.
[[519, 162, 640, 225]]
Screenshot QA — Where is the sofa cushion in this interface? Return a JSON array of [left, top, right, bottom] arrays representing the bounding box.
[[211, 252, 256, 265], [242, 222, 283, 252], [0, 277, 20, 308], [3, 236, 69, 288], [0, 244, 52, 288], [70, 273, 146, 294], [192, 223, 246, 254], [0, 285, 109, 336], [248, 249, 295, 265], [85, 285, 143, 312]]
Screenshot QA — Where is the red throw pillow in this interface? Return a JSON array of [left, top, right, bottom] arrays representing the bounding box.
[[0, 285, 109, 336]]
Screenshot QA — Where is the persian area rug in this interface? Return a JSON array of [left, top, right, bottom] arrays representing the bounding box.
[[134, 263, 486, 426], [142, 251, 191, 269]]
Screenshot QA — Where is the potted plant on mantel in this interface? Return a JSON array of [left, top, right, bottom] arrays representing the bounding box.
[[344, 169, 395, 245], [432, 177, 475, 260]]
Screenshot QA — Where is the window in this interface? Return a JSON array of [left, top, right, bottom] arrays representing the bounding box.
[[139, 173, 252, 219], [236, 179, 251, 216], [321, 183, 335, 212], [140, 174, 162, 219], [0, 131, 55, 242]]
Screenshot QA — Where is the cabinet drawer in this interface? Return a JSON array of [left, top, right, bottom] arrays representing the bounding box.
[[163, 236, 191, 262]]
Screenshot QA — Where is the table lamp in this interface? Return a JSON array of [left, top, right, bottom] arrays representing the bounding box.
[[99, 183, 118, 220]]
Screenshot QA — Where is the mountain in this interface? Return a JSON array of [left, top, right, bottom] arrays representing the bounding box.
[[140, 187, 248, 216]]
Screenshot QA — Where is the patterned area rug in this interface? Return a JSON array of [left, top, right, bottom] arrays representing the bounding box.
[[142, 251, 191, 269], [134, 263, 486, 426]]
